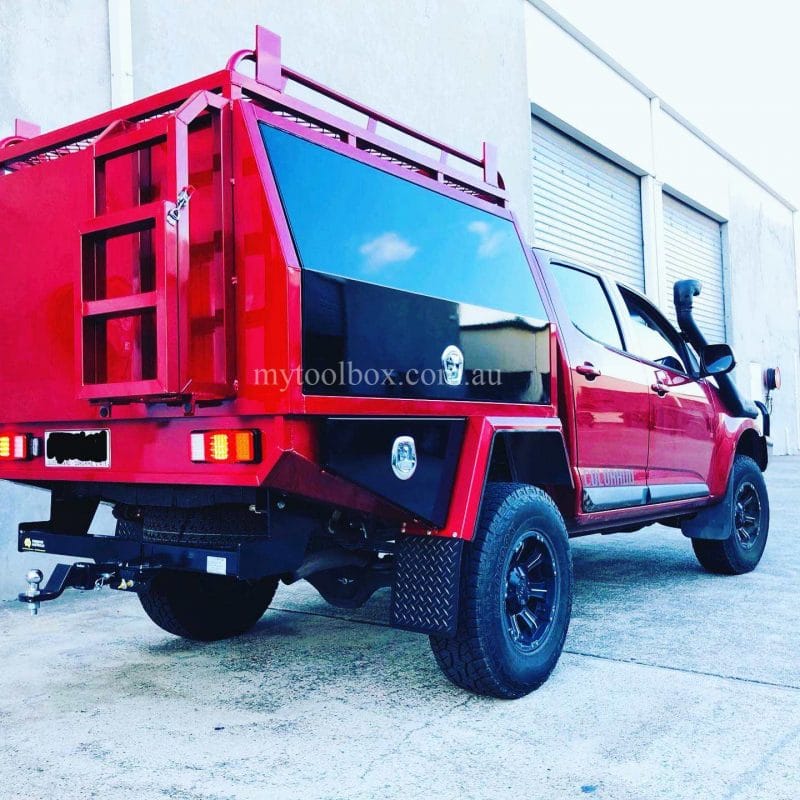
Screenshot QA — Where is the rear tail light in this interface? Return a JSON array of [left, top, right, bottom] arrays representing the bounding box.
[[0, 433, 37, 461], [190, 430, 260, 464]]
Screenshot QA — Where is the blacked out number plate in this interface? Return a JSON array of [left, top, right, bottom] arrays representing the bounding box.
[[45, 429, 110, 468]]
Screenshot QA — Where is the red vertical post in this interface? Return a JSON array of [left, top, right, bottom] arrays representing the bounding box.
[[482, 142, 498, 188], [255, 26, 285, 91], [14, 119, 41, 139]]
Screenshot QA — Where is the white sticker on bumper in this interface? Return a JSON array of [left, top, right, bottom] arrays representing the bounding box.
[[206, 556, 227, 576]]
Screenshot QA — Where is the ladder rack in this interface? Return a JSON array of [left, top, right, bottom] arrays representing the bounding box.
[[77, 91, 232, 403], [2, 26, 505, 207]]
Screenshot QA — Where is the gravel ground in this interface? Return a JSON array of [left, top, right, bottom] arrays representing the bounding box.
[[1, 457, 798, 800]]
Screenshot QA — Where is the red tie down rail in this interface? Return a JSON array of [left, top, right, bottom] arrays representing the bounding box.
[[77, 91, 234, 404]]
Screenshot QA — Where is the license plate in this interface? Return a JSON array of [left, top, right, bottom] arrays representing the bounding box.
[[44, 429, 110, 468]]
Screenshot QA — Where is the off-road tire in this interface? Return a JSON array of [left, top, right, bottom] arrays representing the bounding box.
[[139, 570, 279, 641], [430, 483, 573, 699], [692, 455, 769, 575]]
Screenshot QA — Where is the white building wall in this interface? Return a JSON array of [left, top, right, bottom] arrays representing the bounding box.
[[724, 182, 800, 455], [656, 113, 731, 219], [129, 0, 534, 238], [524, 1, 800, 456], [0, 0, 111, 143], [524, 7, 653, 176]]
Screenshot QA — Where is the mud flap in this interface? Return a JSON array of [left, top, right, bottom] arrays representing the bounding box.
[[391, 535, 463, 636], [681, 493, 732, 540], [680, 445, 742, 540]]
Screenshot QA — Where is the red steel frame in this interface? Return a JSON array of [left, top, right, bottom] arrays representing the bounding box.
[[75, 91, 233, 402]]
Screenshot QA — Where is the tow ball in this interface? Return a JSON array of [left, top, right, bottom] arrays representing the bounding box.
[[18, 562, 147, 615], [23, 569, 43, 615]]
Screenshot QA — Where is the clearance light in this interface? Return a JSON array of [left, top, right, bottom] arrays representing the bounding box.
[[190, 430, 259, 464], [0, 433, 35, 461], [765, 367, 781, 392]]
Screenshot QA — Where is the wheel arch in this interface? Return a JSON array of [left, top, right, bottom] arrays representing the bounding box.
[[735, 427, 768, 472], [438, 419, 572, 543], [483, 429, 574, 525], [707, 419, 766, 497], [487, 430, 573, 488]]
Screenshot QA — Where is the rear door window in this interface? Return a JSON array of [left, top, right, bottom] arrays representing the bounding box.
[[260, 123, 548, 321], [550, 263, 623, 349], [619, 287, 688, 373]]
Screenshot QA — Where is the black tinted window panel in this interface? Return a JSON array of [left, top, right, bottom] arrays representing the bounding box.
[[303, 272, 551, 403]]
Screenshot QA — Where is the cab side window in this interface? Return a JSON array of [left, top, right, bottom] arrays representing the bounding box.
[[619, 287, 687, 373], [550, 263, 623, 350]]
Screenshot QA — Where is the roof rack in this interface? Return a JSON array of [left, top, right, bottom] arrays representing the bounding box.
[[1, 25, 506, 206]]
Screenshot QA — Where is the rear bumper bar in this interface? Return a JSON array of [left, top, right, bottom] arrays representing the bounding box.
[[18, 525, 307, 581]]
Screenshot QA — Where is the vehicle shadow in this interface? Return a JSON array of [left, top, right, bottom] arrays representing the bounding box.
[[569, 532, 707, 587], [136, 532, 708, 704]]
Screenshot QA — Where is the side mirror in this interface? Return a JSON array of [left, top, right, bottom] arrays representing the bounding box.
[[701, 343, 735, 376]]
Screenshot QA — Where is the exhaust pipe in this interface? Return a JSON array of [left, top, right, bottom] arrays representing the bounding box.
[[673, 280, 757, 419]]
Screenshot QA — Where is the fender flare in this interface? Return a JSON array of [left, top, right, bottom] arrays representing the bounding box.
[[706, 418, 766, 497], [439, 418, 571, 542]]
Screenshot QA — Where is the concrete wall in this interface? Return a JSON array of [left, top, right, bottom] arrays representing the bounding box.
[[525, 7, 654, 176], [0, 0, 111, 142], [129, 0, 534, 235], [724, 183, 800, 455]]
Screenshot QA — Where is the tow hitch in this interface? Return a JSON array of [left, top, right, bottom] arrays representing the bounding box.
[[18, 562, 150, 615]]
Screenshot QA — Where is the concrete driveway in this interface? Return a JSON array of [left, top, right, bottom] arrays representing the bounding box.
[[1, 459, 798, 800]]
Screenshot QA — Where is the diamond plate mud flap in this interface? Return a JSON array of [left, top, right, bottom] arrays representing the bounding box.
[[391, 535, 464, 637]]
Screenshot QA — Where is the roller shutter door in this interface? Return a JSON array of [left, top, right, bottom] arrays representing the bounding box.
[[663, 194, 726, 342], [531, 118, 645, 290]]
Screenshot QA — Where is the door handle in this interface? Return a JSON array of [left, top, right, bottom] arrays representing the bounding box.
[[651, 382, 670, 396], [576, 363, 601, 380]]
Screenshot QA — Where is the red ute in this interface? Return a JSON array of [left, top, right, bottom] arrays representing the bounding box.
[[1, 25, 771, 698]]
